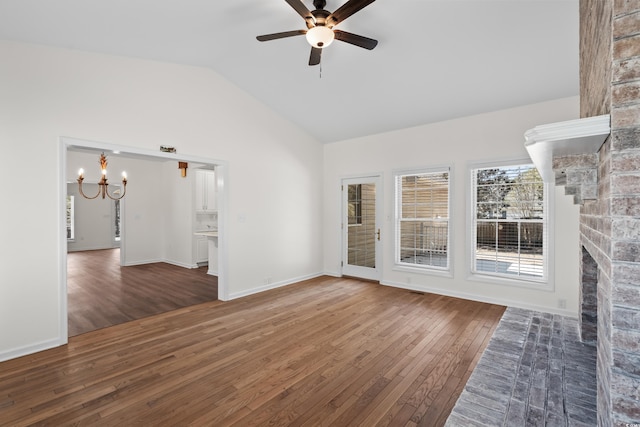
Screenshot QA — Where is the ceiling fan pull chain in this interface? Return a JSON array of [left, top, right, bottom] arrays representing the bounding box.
[[320, 63, 322, 79]]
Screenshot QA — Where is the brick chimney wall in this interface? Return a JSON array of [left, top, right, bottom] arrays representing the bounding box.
[[580, 0, 612, 117], [580, 0, 640, 425]]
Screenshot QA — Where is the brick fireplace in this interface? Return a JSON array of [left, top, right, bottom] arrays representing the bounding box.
[[525, 1, 639, 424], [552, 1, 640, 425]]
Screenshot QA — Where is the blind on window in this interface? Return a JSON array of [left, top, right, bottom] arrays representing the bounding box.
[[472, 164, 546, 281], [396, 170, 450, 270]]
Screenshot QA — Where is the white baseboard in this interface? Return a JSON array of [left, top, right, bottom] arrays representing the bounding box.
[[0, 337, 64, 363], [123, 258, 199, 269], [67, 245, 118, 252], [227, 272, 324, 300], [379, 279, 578, 318], [323, 270, 341, 278], [122, 258, 163, 267], [163, 259, 198, 269]]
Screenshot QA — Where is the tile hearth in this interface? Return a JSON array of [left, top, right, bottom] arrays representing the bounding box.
[[446, 307, 597, 426]]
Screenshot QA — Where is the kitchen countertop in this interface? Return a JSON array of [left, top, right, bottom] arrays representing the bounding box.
[[194, 231, 218, 237]]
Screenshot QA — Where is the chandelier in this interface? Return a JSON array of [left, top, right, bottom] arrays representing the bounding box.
[[77, 153, 127, 200]]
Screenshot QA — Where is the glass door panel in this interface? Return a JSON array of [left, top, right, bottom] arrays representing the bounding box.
[[342, 176, 381, 280]]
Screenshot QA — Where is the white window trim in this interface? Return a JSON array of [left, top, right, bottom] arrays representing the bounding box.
[[393, 165, 453, 278], [466, 158, 555, 291]]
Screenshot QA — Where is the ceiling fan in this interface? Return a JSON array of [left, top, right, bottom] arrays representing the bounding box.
[[256, 0, 378, 66]]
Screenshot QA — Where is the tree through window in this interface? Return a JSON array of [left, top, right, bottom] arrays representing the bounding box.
[[472, 163, 546, 281]]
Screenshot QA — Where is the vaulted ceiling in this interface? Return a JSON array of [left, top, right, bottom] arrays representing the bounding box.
[[0, 0, 579, 143]]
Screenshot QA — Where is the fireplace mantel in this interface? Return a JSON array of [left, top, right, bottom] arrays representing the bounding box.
[[524, 115, 611, 182]]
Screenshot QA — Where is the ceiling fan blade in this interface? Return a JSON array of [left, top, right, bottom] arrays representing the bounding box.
[[285, 0, 316, 26], [333, 30, 378, 50], [309, 47, 322, 66], [256, 30, 307, 42], [327, 0, 376, 27]]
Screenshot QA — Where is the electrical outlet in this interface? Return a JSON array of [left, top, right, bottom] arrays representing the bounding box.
[[558, 299, 566, 309], [407, 276, 412, 284]]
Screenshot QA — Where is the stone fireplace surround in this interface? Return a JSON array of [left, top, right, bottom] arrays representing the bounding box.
[[549, 120, 639, 426], [574, 0, 639, 424], [528, 1, 640, 423]]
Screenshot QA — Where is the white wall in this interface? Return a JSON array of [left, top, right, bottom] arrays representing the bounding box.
[[66, 182, 117, 252], [161, 161, 196, 269], [323, 97, 582, 316], [0, 40, 324, 361]]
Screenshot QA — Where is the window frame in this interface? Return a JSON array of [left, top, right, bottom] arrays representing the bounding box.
[[467, 159, 554, 290], [393, 166, 453, 277]]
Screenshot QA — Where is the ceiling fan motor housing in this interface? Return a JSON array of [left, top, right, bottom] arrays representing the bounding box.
[[307, 7, 330, 29]]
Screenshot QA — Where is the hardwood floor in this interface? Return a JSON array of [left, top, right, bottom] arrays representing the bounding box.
[[67, 249, 218, 336], [1, 276, 505, 426]]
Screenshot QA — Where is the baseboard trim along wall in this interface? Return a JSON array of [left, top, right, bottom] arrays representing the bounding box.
[[163, 259, 199, 270], [227, 272, 325, 301], [121, 258, 164, 267], [0, 337, 64, 363], [379, 279, 577, 318]]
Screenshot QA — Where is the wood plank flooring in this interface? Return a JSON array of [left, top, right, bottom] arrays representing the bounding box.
[[67, 249, 217, 336], [1, 276, 505, 426]]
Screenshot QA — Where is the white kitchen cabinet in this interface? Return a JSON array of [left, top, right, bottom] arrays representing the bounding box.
[[195, 235, 208, 264], [207, 237, 218, 275], [195, 169, 217, 213]]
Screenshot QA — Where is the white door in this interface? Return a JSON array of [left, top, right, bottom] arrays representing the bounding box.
[[342, 176, 382, 281]]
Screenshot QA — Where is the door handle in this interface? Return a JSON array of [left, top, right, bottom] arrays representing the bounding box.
[[377, 228, 381, 241]]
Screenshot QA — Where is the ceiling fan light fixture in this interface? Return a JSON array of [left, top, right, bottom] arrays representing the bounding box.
[[306, 26, 334, 48], [256, 0, 378, 66]]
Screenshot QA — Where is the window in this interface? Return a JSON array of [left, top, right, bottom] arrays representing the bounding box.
[[471, 163, 547, 282], [347, 184, 363, 225], [66, 195, 75, 241], [395, 168, 450, 272], [114, 200, 121, 242]]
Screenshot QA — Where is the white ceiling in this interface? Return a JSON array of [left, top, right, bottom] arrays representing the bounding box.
[[0, 0, 579, 143]]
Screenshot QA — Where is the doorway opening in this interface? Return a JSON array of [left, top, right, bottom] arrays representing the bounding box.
[[60, 136, 227, 339]]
